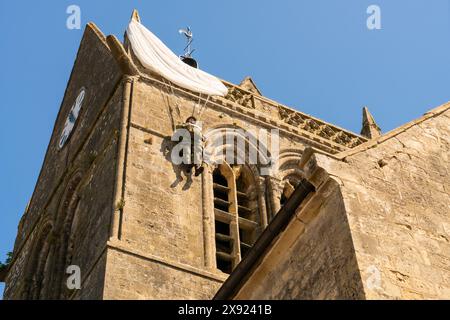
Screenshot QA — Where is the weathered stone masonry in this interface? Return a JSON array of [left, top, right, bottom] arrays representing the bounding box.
[[220, 104, 450, 300], [3, 13, 449, 300]]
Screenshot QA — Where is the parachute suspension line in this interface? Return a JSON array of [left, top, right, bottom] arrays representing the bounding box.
[[161, 78, 182, 127], [191, 93, 203, 118], [160, 77, 211, 123], [168, 79, 182, 121], [160, 78, 176, 131], [197, 94, 211, 120]]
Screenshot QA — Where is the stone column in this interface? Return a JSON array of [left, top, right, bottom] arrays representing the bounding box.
[[201, 165, 216, 270], [226, 167, 241, 268], [257, 176, 269, 228], [110, 77, 133, 240], [268, 176, 283, 220]]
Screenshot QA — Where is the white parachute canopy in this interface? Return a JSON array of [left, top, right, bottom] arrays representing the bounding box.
[[126, 20, 228, 97]]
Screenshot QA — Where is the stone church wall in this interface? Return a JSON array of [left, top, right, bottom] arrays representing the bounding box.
[[4, 24, 123, 299], [233, 104, 450, 300], [340, 106, 450, 299]]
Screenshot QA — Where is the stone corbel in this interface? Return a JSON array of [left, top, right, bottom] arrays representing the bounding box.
[[299, 147, 335, 189], [295, 147, 344, 224]]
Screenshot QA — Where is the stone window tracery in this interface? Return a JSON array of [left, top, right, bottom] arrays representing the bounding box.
[[212, 163, 262, 274]]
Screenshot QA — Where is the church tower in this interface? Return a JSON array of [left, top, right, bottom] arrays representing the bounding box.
[[3, 12, 369, 299]]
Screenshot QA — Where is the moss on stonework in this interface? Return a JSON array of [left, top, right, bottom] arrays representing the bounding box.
[[116, 198, 125, 211]]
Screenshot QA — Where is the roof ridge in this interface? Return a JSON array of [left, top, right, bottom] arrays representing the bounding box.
[[336, 101, 450, 159]]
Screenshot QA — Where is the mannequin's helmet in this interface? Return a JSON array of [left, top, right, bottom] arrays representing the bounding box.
[[186, 116, 197, 124]]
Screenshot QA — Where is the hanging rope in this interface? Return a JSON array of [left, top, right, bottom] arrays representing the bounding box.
[[161, 77, 212, 127], [165, 78, 183, 121], [197, 94, 211, 120], [191, 93, 203, 118], [161, 78, 183, 131], [159, 79, 176, 131]]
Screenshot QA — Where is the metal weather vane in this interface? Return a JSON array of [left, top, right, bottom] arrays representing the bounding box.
[[178, 27, 195, 58]]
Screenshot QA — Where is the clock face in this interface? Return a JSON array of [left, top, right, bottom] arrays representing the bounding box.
[[58, 88, 86, 149]]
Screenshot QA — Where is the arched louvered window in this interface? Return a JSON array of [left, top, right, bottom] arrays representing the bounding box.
[[235, 166, 260, 259], [212, 163, 261, 274]]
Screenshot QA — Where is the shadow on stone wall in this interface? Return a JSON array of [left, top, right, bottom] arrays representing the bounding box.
[[160, 137, 193, 190]]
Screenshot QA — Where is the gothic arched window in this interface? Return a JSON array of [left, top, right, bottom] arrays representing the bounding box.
[[212, 163, 262, 274], [235, 166, 260, 259]]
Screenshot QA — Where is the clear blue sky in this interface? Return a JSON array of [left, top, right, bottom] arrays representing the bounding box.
[[1, 0, 449, 298]]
